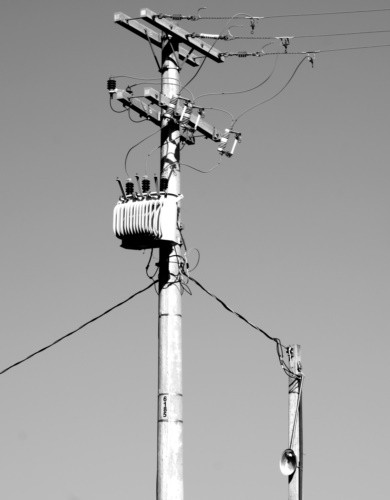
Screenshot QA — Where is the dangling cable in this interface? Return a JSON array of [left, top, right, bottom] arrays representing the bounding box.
[[180, 12, 258, 95], [194, 53, 279, 102], [230, 56, 308, 128], [124, 129, 161, 176]]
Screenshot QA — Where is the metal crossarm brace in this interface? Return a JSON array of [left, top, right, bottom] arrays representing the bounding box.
[[144, 88, 221, 141], [139, 8, 225, 63], [114, 89, 161, 126], [114, 13, 200, 67]]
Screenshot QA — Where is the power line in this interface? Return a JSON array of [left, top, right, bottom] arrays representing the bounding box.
[[189, 275, 299, 379], [198, 28, 390, 41], [313, 43, 390, 53], [231, 56, 308, 127], [290, 29, 390, 40], [194, 53, 279, 102], [185, 7, 390, 21], [262, 7, 390, 20], [189, 276, 277, 342], [222, 43, 390, 58], [0, 281, 157, 376]]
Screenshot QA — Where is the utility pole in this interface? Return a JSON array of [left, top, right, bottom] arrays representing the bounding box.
[[288, 344, 303, 500], [157, 35, 183, 500], [111, 9, 224, 500]]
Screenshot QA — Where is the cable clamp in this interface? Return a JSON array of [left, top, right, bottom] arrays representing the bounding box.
[[307, 52, 316, 68], [280, 37, 290, 53], [250, 18, 258, 35]]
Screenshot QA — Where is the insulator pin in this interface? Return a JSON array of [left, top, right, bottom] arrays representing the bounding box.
[[142, 175, 151, 193], [107, 77, 116, 93], [125, 178, 134, 195]]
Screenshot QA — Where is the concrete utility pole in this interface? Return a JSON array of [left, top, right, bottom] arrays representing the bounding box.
[[111, 9, 224, 500], [157, 35, 183, 500], [288, 345, 303, 500]]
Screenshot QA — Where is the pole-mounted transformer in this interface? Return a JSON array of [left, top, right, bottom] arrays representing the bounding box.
[[113, 179, 183, 249]]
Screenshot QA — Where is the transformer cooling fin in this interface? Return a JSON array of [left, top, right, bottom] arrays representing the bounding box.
[[113, 193, 182, 249]]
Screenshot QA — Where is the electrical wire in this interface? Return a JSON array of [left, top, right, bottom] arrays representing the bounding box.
[[255, 43, 390, 56], [215, 28, 390, 41], [282, 29, 390, 40], [109, 96, 129, 113], [312, 43, 390, 53], [194, 53, 279, 102], [188, 275, 298, 378], [187, 7, 390, 21], [231, 56, 308, 127], [128, 108, 149, 123], [145, 144, 162, 175], [0, 281, 157, 376], [202, 106, 236, 121], [186, 248, 201, 272], [262, 7, 390, 20], [179, 12, 257, 95], [179, 160, 223, 174], [124, 128, 161, 176], [111, 74, 162, 80], [189, 276, 277, 343]]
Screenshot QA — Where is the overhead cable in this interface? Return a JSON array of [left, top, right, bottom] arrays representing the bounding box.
[[177, 7, 390, 21], [231, 56, 308, 127], [179, 12, 257, 95], [223, 43, 390, 58], [194, 28, 390, 41], [124, 128, 161, 176], [194, 54, 279, 102], [189, 276, 277, 342], [189, 275, 299, 379], [0, 281, 157, 376], [311, 43, 390, 53]]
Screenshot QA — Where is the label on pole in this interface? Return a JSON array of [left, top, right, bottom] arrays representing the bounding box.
[[158, 393, 183, 423]]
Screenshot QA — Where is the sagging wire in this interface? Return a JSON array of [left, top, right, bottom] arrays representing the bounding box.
[[229, 55, 309, 129], [179, 12, 260, 96], [194, 52, 279, 102], [202, 106, 235, 121], [145, 249, 159, 280], [172, 159, 224, 174], [0, 281, 157, 376], [186, 248, 201, 272], [189, 275, 300, 379], [124, 128, 161, 176], [128, 108, 149, 123], [109, 95, 129, 114], [145, 143, 162, 175]]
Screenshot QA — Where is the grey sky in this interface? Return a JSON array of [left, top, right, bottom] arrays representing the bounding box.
[[1, 1, 389, 499]]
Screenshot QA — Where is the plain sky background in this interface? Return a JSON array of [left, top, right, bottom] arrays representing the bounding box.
[[1, 1, 389, 499]]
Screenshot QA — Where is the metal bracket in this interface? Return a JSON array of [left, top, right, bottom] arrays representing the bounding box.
[[145, 31, 162, 72], [144, 88, 221, 141]]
